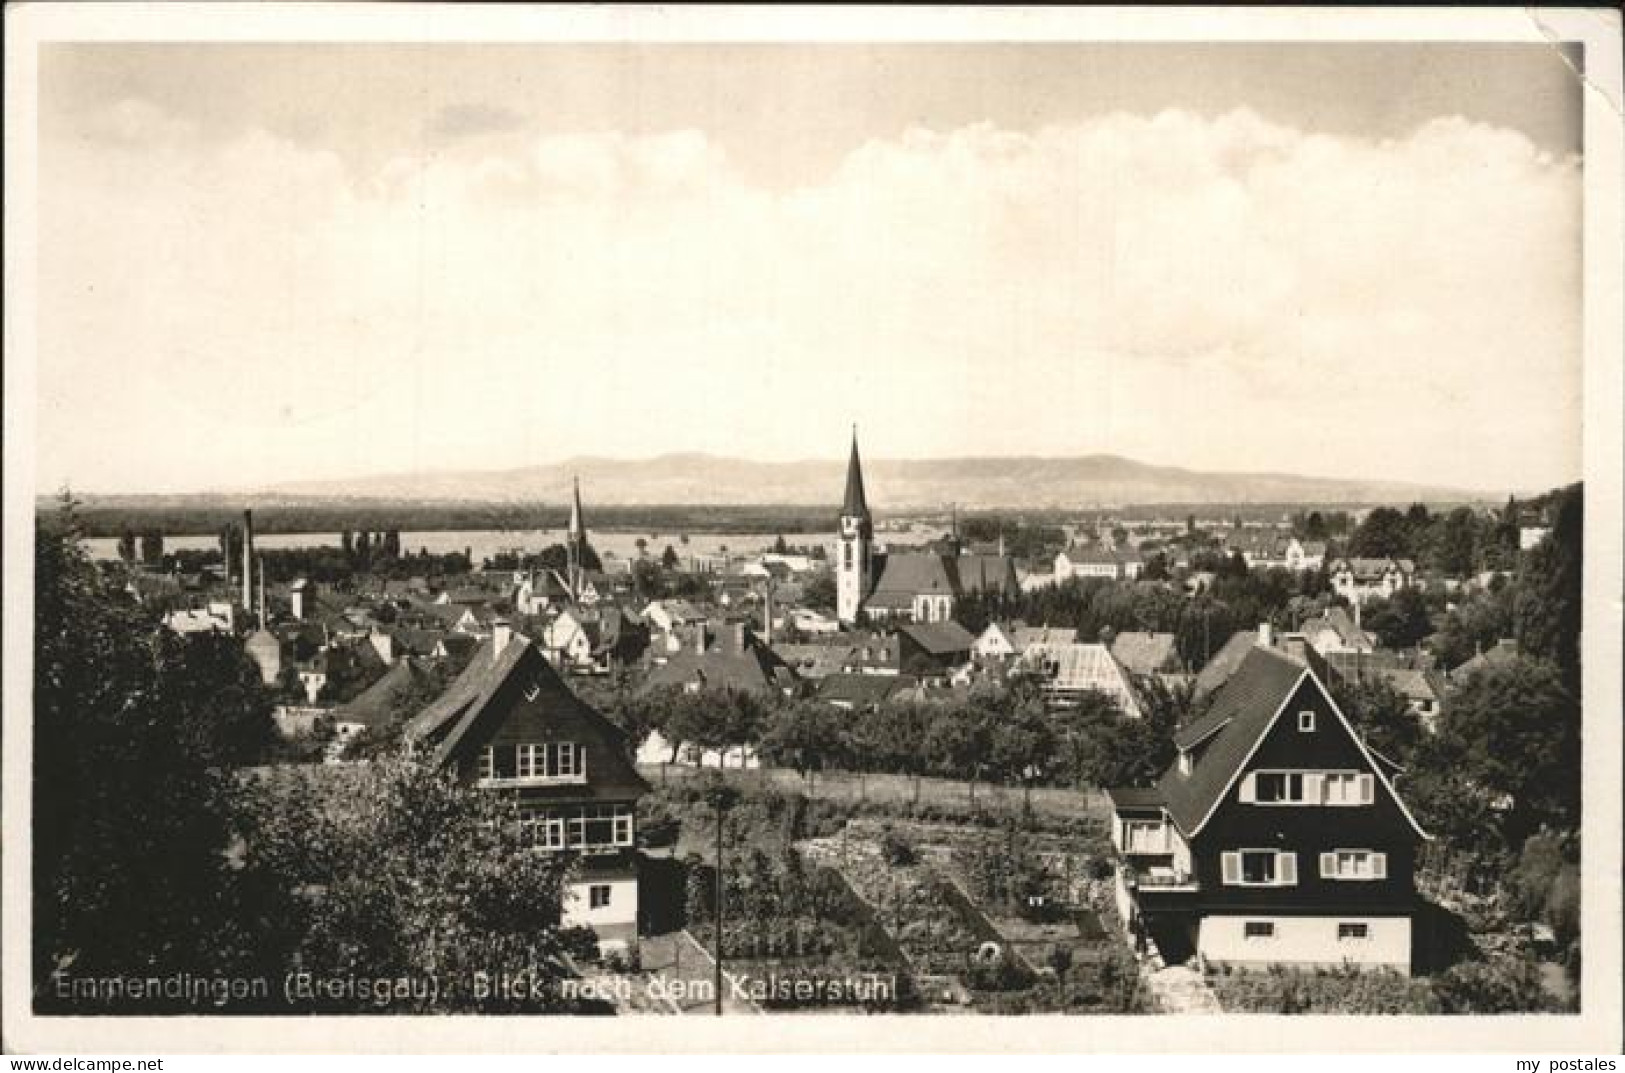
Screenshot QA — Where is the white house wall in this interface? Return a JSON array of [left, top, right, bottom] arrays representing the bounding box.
[[1197, 915, 1410, 972]]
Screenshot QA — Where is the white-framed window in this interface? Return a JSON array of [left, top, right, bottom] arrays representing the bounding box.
[[1252, 771, 1308, 803], [477, 746, 495, 781], [516, 744, 542, 779], [1323, 772, 1375, 806], [1298, 710, 1316, 732], [1243, 921, 1275, 940], [541, 814, 567, 850], [568, 804, 634, 849], [589, 884, 612, 909], [1222, 849, 1298, 887], [1242, 769, 1372, 806], [1319, 849, 1388, 881], [1337, 922, 1370, 942]]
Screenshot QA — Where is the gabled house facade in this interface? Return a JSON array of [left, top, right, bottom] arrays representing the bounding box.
[[1329, 557, 1416, 606], [1109, 645, 1427, 973], [405, 626, 650, 953]]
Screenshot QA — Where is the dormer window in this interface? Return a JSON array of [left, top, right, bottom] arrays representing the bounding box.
[[1298, 710, 1316, 732], [1178, 750, 1193, 777]]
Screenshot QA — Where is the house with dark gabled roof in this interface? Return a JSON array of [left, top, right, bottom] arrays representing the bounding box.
[[1108, 644, 1428, 973], [405, 624, 649, 952], [897, 620, 976, 680]]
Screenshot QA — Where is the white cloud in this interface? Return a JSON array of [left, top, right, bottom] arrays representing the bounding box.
[[38, 99, 1581, 494]]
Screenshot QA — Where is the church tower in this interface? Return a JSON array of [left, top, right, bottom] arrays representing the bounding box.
[[836, 429, 873, 625]]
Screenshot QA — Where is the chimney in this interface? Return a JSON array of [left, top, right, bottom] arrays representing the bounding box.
[[241, 509, 254, 610], [695, 624, 708, 655], [1257, 622, 1274, 649], [732, 621, 747, 653], [492, 617, 513, 660]]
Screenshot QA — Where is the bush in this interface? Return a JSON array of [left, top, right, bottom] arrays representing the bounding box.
[[965, 949, 1035, 993], [1431, 956, 1553, 1014], [879, 826, 918, 867]]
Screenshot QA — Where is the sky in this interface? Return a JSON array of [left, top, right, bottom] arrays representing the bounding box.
[[35, 43, 1584, 495]]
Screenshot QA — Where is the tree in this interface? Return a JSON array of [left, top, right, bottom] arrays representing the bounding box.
[[635, 537, 648, 558], [802, 570, 837, 613], [232, 758, 588, 1012], [382, 529, 402, 559], [1431, 585, 1515, 670], [341, 529, 354, 560], [773, 534, 789, 555], [760, 700, 848, 781], [631, 558, 665, 598], [661, 545, 680, 570], [1436, 656, 1579, 839], [1348, 507, 1410, 559], [34, 503, 274, 1008], [987, 701, 1055, 807], [1330, 675, 1421, 766], [117, 525, 137, 564], [1513, 483, 1582, 688], [1362, 587, 1433, 650], [1429, 507, 1478, 577]]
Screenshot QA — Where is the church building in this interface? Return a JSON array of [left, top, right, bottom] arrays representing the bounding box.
[[835, 431, 1018, 626]]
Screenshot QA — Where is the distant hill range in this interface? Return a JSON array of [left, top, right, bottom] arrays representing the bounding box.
[[254, 453, 1485, 510]]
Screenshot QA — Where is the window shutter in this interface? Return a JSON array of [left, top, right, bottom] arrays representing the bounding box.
[[1278, 852, 1298, 886], [1372, 853, 1388, 880], [1238, 774, 1257, 804], [1221, 852, 1241, 885], [1320, 851, 1337, 878], [1305, 773, 1325, 804], [1358, 773, 1375, 804]]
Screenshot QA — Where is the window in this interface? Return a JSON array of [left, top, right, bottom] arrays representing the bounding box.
[[1324, 772, 1375, 806], [1222, 850, 1298, 887], [477, 746, 495, 781], [1241, 850, 1276, 885], [516, 744, 541, 779], [541, 814, 567, 850], [589, 884, 612, 910], [1254, 772, 1306, 803], [1298, 710, 1316, 732], [568, 805, 634, 850], [1337, 923, 1370, 941], [1244, 922, 1275, 940], [1319, 850, 1388, 881], [843, 542, 853, 568]]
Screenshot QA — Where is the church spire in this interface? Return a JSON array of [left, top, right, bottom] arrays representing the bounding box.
[[568, 475, 586, 541], [842, 426, 870, 520]]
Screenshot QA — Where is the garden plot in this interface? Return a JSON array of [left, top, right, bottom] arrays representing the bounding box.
[[802, 819, 1149, 1013]]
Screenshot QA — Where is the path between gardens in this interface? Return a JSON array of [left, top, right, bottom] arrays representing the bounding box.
[[1145, 964, 1223, 1014], [639, 763, 1109, 820], [636, 930, 764, 1016]]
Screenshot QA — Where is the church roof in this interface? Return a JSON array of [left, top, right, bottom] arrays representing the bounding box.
[[842, 432, 870, 519]]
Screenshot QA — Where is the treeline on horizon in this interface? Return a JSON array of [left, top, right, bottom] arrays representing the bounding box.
[[52, 500, 839, 539], [47, 495, 1499, 541]]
